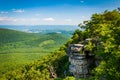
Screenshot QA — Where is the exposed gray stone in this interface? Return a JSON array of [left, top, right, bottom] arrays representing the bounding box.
[[68, 43, 95, 78]]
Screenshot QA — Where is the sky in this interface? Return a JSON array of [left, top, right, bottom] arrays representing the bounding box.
[[0, 0, 120, 25]]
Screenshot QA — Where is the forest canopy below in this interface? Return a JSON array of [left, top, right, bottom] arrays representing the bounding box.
[[0, 28, 70, 78], [1, 9, 120, 80]]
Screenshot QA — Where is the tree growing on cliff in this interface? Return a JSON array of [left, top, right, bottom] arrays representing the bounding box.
[[79, 9, 120, 80]]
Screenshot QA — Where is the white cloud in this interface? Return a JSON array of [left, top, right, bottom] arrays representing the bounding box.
[[65, 19, 72, 22], [0, 17, 7, 21], [0, 17, 42, 25], [0, 11, 8, 14], [0, 17, 11, 21], [43, 17, 55, 21], [12, 9, 25, 13], [35, 13, 41, 16], [12, 18, 25, 22], [80, 0, 84, 3], [29, 18, 40, 21], [0, 17, 22, 22], [0, 17, 18, 22]]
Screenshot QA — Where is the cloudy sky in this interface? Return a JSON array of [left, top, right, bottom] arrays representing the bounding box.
[[0, 0, 120, 25]]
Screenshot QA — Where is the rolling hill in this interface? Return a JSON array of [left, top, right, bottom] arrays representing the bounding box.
[[0, 28, 70, 75]]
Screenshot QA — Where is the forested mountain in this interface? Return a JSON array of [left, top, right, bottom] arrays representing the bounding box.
[[1, 9, 120, 80], [0, 28, 70, 77], [0, 28, 70, 53]]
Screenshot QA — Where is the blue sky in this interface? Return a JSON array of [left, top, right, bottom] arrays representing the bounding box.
[[0, 0, 120, 25]]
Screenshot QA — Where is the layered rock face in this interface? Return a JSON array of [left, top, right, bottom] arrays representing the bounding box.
[[68, 44, 95, 78]]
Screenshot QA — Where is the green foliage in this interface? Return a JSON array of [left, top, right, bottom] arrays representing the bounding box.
[[1, 50, 69, 80], [84, 41, 93, 51], [0, 28, 70, 77], [0, 29, 69, 53], [63, 76, 75, 80], [79, 9, 120, 80]]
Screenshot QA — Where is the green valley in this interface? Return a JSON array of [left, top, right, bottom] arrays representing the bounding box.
[[0, 28, 70, 76]]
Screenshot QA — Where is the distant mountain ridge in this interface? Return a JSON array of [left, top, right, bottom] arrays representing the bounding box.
[[0, 25, 79, 34], [0, 28, 70, 53]]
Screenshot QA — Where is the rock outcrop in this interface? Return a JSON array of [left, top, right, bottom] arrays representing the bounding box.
[[67, 39, 97, 78]]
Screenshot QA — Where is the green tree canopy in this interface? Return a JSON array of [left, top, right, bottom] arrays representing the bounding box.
[[79, 9, 120, 80]]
